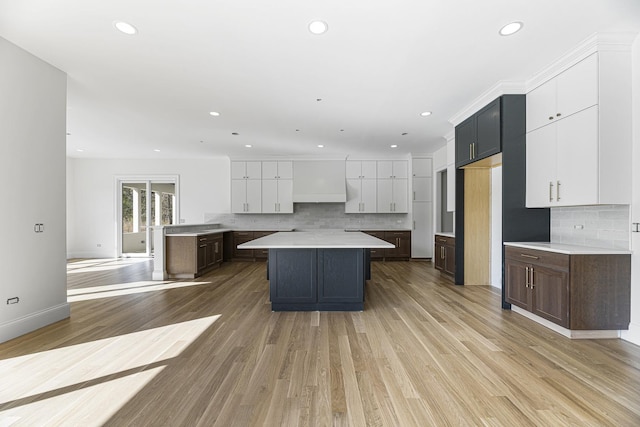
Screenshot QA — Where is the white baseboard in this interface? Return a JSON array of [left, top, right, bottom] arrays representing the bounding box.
[[621, 322, 640, 346], [511, 306, 621, 339], [0, 303, 71, 344]]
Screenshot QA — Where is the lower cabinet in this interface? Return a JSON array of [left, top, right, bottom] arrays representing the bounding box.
[[363, 230, 411, 260], [434, 235, 455, 276], [166, 232, 224, 279], [505, 246, 630, 330], [269, 248, 366, 311], [232, 231, 277, 260]]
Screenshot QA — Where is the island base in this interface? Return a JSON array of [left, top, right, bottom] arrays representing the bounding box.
[[268, 248, 370, 312]]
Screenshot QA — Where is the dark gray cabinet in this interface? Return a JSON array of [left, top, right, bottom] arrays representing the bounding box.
[[269, 248, 366, 311], [455, 98, 501, 167]]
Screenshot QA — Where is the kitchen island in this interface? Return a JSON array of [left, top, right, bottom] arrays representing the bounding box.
[[238, 231, 394, 311]]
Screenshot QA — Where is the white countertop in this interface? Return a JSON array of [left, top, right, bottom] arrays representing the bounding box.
[[165, 228, 233, 237], [238, 231, 395, 249], [435, 232, 455, 238], [504, 242, 632, 255]]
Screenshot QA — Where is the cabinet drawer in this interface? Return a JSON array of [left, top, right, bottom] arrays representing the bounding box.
[[505, 247, 569, 271], [435, 235, 455, 246]]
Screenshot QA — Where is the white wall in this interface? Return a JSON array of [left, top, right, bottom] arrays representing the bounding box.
[[0, 37, 69, 343], [67, 157, 230, 258], [623, 34, 640, 346]]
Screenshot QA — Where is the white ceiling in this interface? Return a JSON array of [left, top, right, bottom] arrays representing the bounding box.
[[1, 0, 639, 160]]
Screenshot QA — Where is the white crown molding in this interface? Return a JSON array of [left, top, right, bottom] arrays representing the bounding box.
[[525, 31, 637, 92], [447, 31, 638, 129]]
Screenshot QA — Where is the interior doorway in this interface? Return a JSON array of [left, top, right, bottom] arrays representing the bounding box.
[[116, 176, 179, 257]]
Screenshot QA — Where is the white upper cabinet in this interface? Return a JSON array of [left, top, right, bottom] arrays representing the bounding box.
[[262, 161, 293, 180], [261, 161, 293, 213], [412, 158, 432, 177], [231, 179, 262, 213], [231, 161, 261, 180], [376, 160, 408, 213], [231, 161, 262, 213], [377, 160, 408, 179], [345, 178, 377, 213], [526, 49, 632, 207], [262, 179, 293, 213], [526, 54, 598, 133], [346, 161, 376, 179]]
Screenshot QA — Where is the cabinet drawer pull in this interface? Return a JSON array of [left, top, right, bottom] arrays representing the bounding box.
[[556, 180, 561, 201], [199, 238, 207, 242], [520, 253, 540, 260], [437, 238, 447, 242]]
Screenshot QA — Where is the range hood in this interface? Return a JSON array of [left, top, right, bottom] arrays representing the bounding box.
[[292, 160, 346, 203]]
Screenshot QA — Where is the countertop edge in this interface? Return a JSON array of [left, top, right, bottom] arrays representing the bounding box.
[[504, 242, 632, 255]]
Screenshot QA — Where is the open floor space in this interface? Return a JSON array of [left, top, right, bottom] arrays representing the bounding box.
[[1, 259, 639, 426]]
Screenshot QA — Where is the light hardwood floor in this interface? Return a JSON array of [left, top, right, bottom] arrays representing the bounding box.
[[1, 258, 639, 426]]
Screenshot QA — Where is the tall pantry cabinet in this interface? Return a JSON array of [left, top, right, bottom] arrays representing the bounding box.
[[411, 158, 433, 258]]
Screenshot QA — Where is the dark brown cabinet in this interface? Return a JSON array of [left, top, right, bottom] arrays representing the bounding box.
[[232, 231, 277, 260], [363, 230, 411, 260], [166, 232, 225, 279], [434, 235, 455, 276], [505, 246, 630, 330], [455, 98, 501, 168]]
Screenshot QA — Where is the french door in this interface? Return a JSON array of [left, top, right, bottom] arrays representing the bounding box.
[[116, 175, 179, 257]]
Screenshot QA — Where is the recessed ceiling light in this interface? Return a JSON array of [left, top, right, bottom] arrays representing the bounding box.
[[317, 145, 324, 148], [390, 145, 398, 148], [245, 144, 252, 148], [209, 111, 220, 117], [153, 149, 161, 152], [420, 111, 432, 117], [113, 21, 138, 35], [309, 21, 328, 35], [76, 149, 84, 152], [232, 132, 239, 135], [401, 132, 408, 136], [499, 21, 523, 36]]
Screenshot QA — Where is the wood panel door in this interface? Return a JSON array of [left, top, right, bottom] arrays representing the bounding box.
[[505, 258, 532, 311], [531, 264, 569, 328]]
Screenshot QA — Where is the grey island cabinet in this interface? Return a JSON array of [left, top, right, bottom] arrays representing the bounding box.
[[238, 231, 394, 311]]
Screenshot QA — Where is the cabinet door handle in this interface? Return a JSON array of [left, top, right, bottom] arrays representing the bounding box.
[[413, 191, 416, 201], [549, 181, 554, 202], [441, 246, 445, 259], [530, 268, 535, 289], [520, 253, 540, 260], [473, 142, 476, 159], [469, 143, 472, 159], [556, 180, 561, 201], [525, 267, 530, 288]]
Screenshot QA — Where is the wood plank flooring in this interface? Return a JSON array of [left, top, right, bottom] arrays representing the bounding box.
[[1, 258, 640, 426]]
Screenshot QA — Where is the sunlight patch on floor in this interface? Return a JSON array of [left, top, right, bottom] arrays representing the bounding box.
[[66, 258, 150, 274], [0, 315, 220, 425], [67, 280, 211, 302]]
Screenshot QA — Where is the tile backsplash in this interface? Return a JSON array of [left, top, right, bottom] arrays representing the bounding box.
[[204, 203, 410, 230], [551, 205, 630, 249]]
